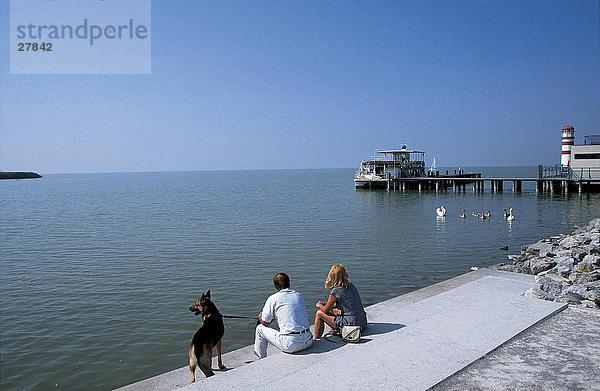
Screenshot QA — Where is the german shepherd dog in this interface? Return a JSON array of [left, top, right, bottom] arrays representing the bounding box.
[[188, 290, 226, 383]]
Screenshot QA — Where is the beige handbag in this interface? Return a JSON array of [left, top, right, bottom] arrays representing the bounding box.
[[341, 325, 361, 343]]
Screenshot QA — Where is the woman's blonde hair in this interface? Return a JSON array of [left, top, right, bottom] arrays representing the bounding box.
[[324, 263, 350, 289]]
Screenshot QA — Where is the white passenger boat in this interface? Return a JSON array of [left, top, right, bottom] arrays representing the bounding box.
[[354, 145, 426, 189], [354, 172, 387, 189]]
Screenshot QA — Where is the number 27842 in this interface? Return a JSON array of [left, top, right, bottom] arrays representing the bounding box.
[[17, 42, 53, 52]]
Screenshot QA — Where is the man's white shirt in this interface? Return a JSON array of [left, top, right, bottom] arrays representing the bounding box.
[[261, 288, 310, 334]]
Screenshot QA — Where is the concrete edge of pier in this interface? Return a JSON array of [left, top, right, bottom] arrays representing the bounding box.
[[116, 269, 570, 391]]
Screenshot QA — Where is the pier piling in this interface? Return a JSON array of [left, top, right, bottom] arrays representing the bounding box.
[[357, 173, 596, 194], [510, 180, 521, 192], [536, 180, 542, 193]]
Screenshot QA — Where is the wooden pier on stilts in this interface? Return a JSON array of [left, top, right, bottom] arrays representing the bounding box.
[[354, 145, 600, 194], [373, 173, 600, 194]]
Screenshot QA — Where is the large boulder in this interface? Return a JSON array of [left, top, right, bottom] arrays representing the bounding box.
[[524, 286, 553, 301], [583, 254, 600, 265], [568, 270, 600, 284], [559, 235, 583, 249], [496, 264, 517, 272], [507, 254, 524, 264], [584, 232, 599, 244], [530, 257, 557, 275], [535, 274, 568, 298], [555, 294, 582, 305], [539, 249, 556, 258], [579, 300, 599, 309], [562, 284, 587, 300], [554, 249, 573, 259], [577, 255, 599, 273], [589, 218, 600, 230], [583, 281, 600, 302], [526, 241, 555, 254], [572, 248, 589, 262], [555, 257, 575, 277]]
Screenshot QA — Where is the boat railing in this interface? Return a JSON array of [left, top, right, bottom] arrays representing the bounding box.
[[361, 157, 425, 165], [361, 156, 397, 162]]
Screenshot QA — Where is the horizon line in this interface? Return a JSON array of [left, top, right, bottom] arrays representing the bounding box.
[[2, 164, 551, 176]]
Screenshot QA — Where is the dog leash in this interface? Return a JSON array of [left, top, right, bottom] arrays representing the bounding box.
[[221, 314, 259, 320]]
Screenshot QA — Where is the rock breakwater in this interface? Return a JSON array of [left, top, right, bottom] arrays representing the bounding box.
[[495, 218, 600, 309]]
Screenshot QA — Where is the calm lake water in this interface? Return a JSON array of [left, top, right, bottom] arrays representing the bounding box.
[[1, 168, 599, 390]]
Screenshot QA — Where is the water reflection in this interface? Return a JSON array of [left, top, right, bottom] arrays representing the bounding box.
[[435, 215, 447, 234]]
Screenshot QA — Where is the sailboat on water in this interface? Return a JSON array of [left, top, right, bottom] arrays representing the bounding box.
[[428, 157, 438, 176]]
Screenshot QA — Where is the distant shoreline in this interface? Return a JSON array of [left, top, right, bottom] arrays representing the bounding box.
[[0, 172, 42, 180], [31, 166, 542, 176]]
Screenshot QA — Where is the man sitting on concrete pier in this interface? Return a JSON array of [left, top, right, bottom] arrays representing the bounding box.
[[254, 272, 313, 358]]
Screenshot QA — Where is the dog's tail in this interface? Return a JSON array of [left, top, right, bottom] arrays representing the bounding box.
[[188, 344, 198, 383]]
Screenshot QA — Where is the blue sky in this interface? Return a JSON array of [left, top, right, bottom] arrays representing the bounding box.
[[1, 0, 599, 173]]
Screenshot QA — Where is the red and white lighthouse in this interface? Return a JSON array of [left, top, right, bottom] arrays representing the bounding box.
[[561, 124, 575, 166]]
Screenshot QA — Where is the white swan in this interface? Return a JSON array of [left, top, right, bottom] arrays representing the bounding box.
[[507, 208, 515, 221], [436, 206, 446, 217]]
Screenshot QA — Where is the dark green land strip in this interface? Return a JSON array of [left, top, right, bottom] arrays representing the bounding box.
[[0, 172, 42, 180]]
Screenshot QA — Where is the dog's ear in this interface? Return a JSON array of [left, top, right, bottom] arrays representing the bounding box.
[[205, 290, 211, 299]]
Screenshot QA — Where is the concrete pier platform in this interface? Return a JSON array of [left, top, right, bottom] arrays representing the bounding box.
[[117, 269, 567, 391], [433, 306, 600, 390]]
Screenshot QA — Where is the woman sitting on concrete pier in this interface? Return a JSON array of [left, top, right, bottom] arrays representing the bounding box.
[[313, 263, 367, 340]]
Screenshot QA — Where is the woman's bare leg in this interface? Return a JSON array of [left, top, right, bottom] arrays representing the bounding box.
[[313, 309, 336, 340]]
